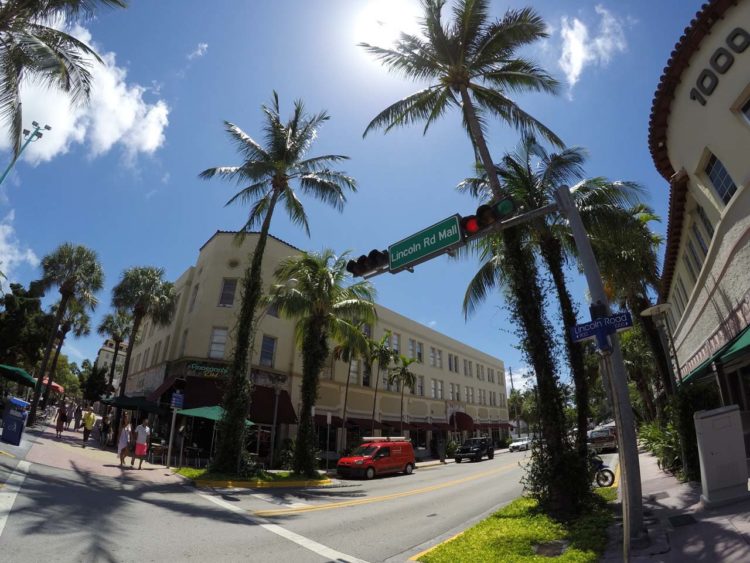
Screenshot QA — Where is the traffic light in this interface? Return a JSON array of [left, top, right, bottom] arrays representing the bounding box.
[[459, 197, 515, 239], [346, 249, 389, 277]]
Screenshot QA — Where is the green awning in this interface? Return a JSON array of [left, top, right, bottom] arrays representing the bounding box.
[[178, 405, 253, 427], [102, 395, 163, 414], [0, 364, 36, 388], [682, 324, 750, 385]]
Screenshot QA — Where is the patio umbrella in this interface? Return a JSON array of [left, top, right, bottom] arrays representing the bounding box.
[[32, 377, 65, 394], [177, 405, 253, 460], [0, 364, 36, 388]]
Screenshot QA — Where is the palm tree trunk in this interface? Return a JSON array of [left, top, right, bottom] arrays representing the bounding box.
[[42, 330, 67, 408], [341, 358, 353, 451], [28, 292, 70, 425], [400, 383, 405, 436], [108, 341, 120, 391], [633, 369, 656, 421], [458, 86, 503, 198], [370, 360, 380, 435], [112, 312, 142, 447], [538, 233, 589, 458], [214, 189, 281, 473], [294, 320, 328, 477]]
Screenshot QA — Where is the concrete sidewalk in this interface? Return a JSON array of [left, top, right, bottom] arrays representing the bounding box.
[[19, 423, 184, 486], [603, 449, 750, 561]]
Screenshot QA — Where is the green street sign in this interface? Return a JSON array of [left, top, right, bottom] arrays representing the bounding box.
[[389, 215, 461, 272]]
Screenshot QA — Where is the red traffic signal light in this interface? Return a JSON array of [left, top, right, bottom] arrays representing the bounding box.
[[346, 249, 389, 277], [459, 197, 515, 239]]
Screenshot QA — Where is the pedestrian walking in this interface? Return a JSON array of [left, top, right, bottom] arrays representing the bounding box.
[[74, 404, 83, 431], [82, 407, 96, 448], [100, 414, 111, 448], [118, 415, 132, 467], [131, 416, 151, 470], [55, 404, 67, 439], [65, 403, 75, 430]]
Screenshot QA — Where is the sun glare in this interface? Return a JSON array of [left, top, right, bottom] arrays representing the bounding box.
[[354, 0, 421, 47]]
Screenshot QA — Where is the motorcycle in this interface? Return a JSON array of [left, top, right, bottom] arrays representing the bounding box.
[[589, 454, 615, 487]]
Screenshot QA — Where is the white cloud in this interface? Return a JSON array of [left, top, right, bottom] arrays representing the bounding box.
[[161, 172, 170, 184], [428, 320, 437, 328], [558, 5, 628, 94], [0, 22, 169, 165], [0, 210, 39, 284], [504, 364, 535, 392], [187, 42, 208, 60]]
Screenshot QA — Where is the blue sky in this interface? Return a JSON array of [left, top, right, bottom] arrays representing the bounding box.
[[0, 0, 701, 389]]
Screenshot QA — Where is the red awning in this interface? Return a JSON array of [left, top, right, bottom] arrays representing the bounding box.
[[147, 375, 181, 402], [449, 412, 474, 432], [42, 377, 64, 393]]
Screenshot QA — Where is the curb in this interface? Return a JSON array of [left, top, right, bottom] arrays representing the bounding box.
[[193, 477, 333, 489], [408, 529, 466, 561]]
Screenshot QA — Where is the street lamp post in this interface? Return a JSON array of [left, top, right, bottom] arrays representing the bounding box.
[[0, 121, 52, 187]]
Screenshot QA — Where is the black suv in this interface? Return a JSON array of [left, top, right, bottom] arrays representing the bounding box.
[[454, 437, 494, 463]]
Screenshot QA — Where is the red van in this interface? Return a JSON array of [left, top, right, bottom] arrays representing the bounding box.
[[337, 437, 416, 480]]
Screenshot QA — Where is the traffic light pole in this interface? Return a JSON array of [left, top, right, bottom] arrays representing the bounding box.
[[554, 185, 645, 555]]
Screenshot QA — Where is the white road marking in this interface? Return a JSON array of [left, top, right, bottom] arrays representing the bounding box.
[[0, 461, 30, 538], [251, 493, 309, 508], [194, 489, 369, 563]]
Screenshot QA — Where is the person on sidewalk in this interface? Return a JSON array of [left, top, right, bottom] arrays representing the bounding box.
[[55, 404, 67, 439], [65, 403, 75, 430], [100, 414, 111, 449], [118, 414, 133, 467], [73, 404, 83, 431], [131, 417, 151, 470], [82, 408, 96, 448]]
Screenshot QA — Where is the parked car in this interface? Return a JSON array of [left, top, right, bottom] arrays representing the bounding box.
[[336, 437, 415, 479], [588, 427, 618, 453], [509, 438, 531, 452], [454, 437, 494, 463]]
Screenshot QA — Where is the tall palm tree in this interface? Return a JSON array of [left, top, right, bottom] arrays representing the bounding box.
[[200, 92, 356, 473], [97, 309, 132, 393], [332, 322, 369, 451], [42, 299, 90, 407], [389, 355, 418, 435], [361, 0, 561, 198], [367, 330, 394, 435], [266, 250, 376, 476], [0, 0, 127, 155], [28, 243, 103, 424], [460, 134, 645, 456], [111, 266, 176, 437]]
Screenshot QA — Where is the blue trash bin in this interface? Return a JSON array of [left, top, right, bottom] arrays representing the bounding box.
[[2, 397, 30, 446]]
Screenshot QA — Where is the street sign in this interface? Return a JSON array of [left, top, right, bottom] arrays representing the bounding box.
[[389, 214, 461, 272], [171, 391, 184, 409], [570, 311, 633, 343]]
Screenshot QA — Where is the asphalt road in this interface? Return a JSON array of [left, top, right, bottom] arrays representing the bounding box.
[[0, 447, 618, 562]]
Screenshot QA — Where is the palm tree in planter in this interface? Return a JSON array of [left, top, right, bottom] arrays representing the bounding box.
[[266, 250, 376, 477], [97, 309, 133, 394], [332, 322, 370, 451], [367, 330, 394, 436], [42, 300, 91, 408], [389, 355, 418, 435], [28, 243, 104, 424], [200, 92, 357, 473], [111, 267, 176, 438], [0, 0, 126, 154]]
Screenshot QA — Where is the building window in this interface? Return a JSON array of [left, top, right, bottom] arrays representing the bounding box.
[[416, 342, 423, 363], [189, 284, 200, 312], [677, 276, 690, 306], [478, 365, 484, 380], [218, 279, 237, 307], [363, 324, 372, 338], [431, 379, 437, 399], [260, 335, 276, 367], [696, 206, 715, 239], [266, 303, 279, 318], [152, 341, 161, 366], [391, 333, 401, 354], [455, 384, 460, 401], [691, 223, 708, 256], [437, 380, 444, 399], [142, 349, 150, 370], [470, 388, 475, 404], [682, 256, 698, 284], [436, 349, 443, 369], [208, 327, 228, 359], [162, 335, 171, 362], [417, 376, 424, 396], [179, 329, 188, 357], [671, 284, 686, 318], [148, 322, 155, 337], [429, 347, 437, 367], [464, 386, 470, 402], [463, 359, 468, 376], [135, 353, 142, 372], [362, 363, 371, 387], [448, 353, 454, 372], [408, 338, 416, 359], [449, 383, 455, 400], [705, 154, 737, 205], [488, 368, 494, 383], [687, 239, 703, 273]]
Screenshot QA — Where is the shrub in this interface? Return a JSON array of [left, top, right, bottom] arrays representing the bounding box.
[[445, 440, 459, 458]]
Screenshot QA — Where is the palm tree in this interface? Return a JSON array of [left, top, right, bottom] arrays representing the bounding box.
[[111, 266, 176, 438], [0, 0, 127, 155], [42, 299, 90, 407], [367, 330, 394, 436], [97, 309, 132, 393], [460, 134, 645, 456], [28, 243, 103, 424], [266, 250, 376, 476], [361, 0, 561, 198], [199, 92, 357, 473], [332, 322, 369, 451], [389, 355, 418, 435]]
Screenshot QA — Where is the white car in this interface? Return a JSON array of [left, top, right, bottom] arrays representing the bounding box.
[[509, 439, 531, 452]]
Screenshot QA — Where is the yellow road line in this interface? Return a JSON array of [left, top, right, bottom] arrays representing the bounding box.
[[0, 450, 16, 459], [254, 462, 517, 517], [612, 463, 621, 489], [409, 529, 466, 561]]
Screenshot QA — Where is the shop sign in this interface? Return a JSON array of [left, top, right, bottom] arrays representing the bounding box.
[[690, 27, 749, 106], [186, 362, 229, 378]]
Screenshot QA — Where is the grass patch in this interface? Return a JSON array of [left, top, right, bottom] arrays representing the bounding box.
[[173, 467, 325, 482], [596, 486, 618, 503], [420, 495, 612, 563]]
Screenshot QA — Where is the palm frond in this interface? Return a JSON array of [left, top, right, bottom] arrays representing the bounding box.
[[280, 186, 310, 236], [363, 86, 452, 137]]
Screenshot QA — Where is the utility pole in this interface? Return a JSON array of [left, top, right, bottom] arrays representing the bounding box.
[[0, 120, 52, 187]]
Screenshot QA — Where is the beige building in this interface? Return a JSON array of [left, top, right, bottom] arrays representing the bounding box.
[[124, 231, 510, 457], [648, 1, 750, 410], [94, 338, 128, 391]]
